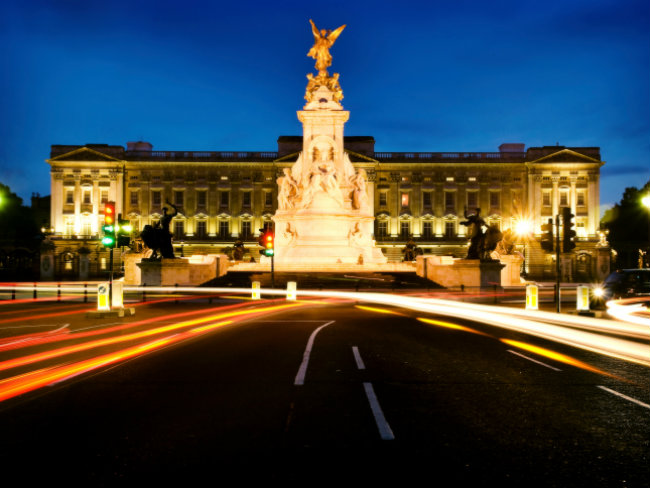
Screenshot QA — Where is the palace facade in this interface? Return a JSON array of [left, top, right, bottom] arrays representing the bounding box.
[[46, 137, 606, 280]]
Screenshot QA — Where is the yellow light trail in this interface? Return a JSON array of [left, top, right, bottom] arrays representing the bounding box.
[[417, 317, 493, 337], [355, 305, 404, 315], [500, 338, 619, 378]]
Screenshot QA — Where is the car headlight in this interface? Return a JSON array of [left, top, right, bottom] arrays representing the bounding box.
[[592, 287, 604, 298]]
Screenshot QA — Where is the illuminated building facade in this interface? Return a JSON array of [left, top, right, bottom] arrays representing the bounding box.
[[46, 138, 605, 280]]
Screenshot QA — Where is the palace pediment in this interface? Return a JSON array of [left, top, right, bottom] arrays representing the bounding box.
[[528, 148, 600, 164], [48, 146, 123, 162]]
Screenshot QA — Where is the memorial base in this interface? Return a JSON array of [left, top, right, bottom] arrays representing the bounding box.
[[416, 256, 505, 289], [129, 254, 229, 286]]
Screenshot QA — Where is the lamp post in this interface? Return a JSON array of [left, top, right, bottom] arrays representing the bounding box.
[[515, 218, 533, 277], [642, 194, 650, 268]]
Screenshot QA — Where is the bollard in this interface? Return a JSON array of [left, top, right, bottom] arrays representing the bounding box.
[[525, 284, 539, 310], [142, 283, 146, 303], [175, 283, 178, 304], [84, 283, 88, 303], [286, 281, 297, 301], [576, 285, 590, 312], [252, 281, 261, 300], [33, 283, 37, 300], [11, 288, 15, 300], [57, 283, 61, 302], [493, 284, 498, 304]]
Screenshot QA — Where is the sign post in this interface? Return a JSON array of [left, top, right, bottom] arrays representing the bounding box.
[[286, 281, 297, 301], [97, 282, 110, 311], [576, 285, 590, 312], [526, 284, 539, 310], [252, 281, 261, 300]]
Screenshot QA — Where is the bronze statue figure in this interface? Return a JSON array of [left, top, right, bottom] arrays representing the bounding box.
[[140, 201, 178, 260], [461, 207, 502, 260]]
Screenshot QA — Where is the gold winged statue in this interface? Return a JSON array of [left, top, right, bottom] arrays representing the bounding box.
[[307, 19, 346, 75]]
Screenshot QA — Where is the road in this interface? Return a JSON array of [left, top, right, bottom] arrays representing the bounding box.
[[0, 295, 647, 485]]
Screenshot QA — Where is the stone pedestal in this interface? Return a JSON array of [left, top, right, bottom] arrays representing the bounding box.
[[417, 256, 505, 289], [134, 254, 229, 286], [40, 252, 54, 280], [497, 253, 524, 286]]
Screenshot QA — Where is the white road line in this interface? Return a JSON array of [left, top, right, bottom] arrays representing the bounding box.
[[363, 382, 394, 440], [294, 320, 334, 386], [352, 346, 365, 370], [597, 386, 650, 409], [507, 349, 562, 371]]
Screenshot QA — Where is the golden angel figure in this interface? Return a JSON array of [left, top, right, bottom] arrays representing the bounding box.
[[307, 19, 346, 73]]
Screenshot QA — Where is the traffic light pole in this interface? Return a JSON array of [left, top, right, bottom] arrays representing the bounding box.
[[109, 246, 114, 309], [555, 213, 561, 313], [271, 253, 275, 289]]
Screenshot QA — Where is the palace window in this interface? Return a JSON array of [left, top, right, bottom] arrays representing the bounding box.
[[173, 220, 184, 239], [376, 220, 388, 238], [444, 191, 455, 210], [542, 191, 551, 207], [422, 191, 432, 208], [445, 221, 455, 239], [559, 190, 569, 207], [490, 191, 500, 209], [467, 191, 478, 209], [422, 220, 433, 239], [174, 191, 184, 207], [82, 189, 92, 205], [196, 221, 207, 239], [100, 189, 109, 204], [242, 191, 251, 207], [219, 220, 230, 238], [197, 190, 207, 209], [152, 191, 161, 207], [221, 191, 229, 207], [577, 191, 586, 207], [401, 193, 409, 207], [241, 220, 252, 238], [65, 189, 74, 205], [400, 220, 410, 238], [264, 191, 273, 207], [379, 192, 387, 207], [130, 191, 139, 206]]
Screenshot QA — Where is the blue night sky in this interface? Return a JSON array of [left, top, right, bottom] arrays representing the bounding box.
[[1, 0, 649, 214]]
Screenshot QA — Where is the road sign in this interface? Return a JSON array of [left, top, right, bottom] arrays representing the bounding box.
[[576, 285, 590, 311], [286, 281, 297, 301], [112, 281, 124, 309], [526, 284, 539, 310], [97, 282, 110, 311], [252, 281, 261, 300]]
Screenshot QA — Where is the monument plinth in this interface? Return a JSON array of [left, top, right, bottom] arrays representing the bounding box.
[[272, 20, 386, 265]]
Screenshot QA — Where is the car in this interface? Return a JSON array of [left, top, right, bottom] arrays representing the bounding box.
[[590, 268, 650, 309]]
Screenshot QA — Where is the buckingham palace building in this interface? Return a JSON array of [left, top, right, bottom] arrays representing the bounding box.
[[45, 137, 607, 281]]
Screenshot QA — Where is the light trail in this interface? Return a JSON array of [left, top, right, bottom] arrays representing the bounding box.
[[0, 302, 306, 403], [417, 317, 492, 337], [0, 302, 303, 374]]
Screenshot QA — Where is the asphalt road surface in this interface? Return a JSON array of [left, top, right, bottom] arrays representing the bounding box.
[[0, 298, 647, 486]]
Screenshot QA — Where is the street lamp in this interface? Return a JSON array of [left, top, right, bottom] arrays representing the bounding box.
[[642, 194, 650, 268], [514, 218, 533, 277]]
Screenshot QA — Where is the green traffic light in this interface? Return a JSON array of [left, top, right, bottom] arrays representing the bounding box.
[[102, 236, 115, 246]]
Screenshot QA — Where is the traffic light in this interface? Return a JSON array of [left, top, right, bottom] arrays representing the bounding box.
[[562, 207, 576, 253], [540, 218, 554, 252], [101, 202, 116, 248], [258, 228, 275, 257], [116, 215, 132, 247]]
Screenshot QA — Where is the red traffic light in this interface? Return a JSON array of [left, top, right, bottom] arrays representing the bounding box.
[[104, 201, 115, 225]]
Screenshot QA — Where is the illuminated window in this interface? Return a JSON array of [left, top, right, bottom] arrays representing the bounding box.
[[65, 189, 74, 205], [219, 220, 230, 238], [542, 191, 551, 206], [446, 177, 454, 182], [468, 177, 477, 182], [130, 191, 139, 206], [577, 191, 586, 206], [82, 189, 91, 205], [100, 257, 107, 270], [220, 175, 229, 181], [100, 189, 109, 204], [401, 193, 409, 207]]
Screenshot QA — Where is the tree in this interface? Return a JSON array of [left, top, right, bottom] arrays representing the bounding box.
[[601, 179, 650, 268]]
